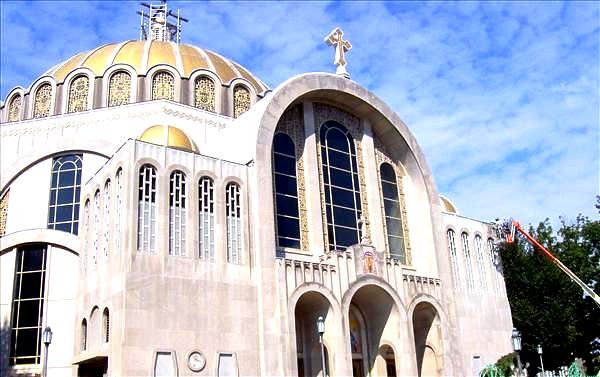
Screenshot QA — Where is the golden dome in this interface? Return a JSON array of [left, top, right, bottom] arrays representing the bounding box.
[[440, 195, 458, 214], [44, 40, 268, 94], [138, 125, 198, 153]]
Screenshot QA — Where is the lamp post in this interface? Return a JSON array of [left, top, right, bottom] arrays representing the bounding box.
[[42, 326, 53, 377], [537, 344, 545, 376], [511, 328, 522, 377], [317, 316, 327, 377]]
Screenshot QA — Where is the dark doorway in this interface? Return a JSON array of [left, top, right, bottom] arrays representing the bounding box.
[[77, 356, 108, 377]]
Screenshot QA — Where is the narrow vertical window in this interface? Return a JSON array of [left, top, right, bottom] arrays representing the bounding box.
[[102, 308, 110, 343], [447, 229, 461, 289], [9, 245, 47, 365], [233, 85, 250, 118], [462, 232, 475, 292], [320, 121, 362, 250], [33, 83, 52, 118], [152, 71, 174, 101], [0, 190, 9, 237], [226, 183, 242, 264], [137, 164, 157, 253], [102, 180, 111, 257], [198, 177, 215, 260], [92, 190, 100, 268], [7, 94, 22, 122], [272, 133, 300, 249], [169, 171, 186, 256], [194, 76, 216, 112], [475, 235, 487, 292], [108, 71, 131, 107], [115, 169, 123, 255], [154, 351, 177, 377], [67, 75, 89, 113], [82, 200, 90, 274], [48, 154, 82, 234], [81, 319, 87, 351], [217, 353, 238, 377], [488, 238, 502, 293], [379, 163, 405, 263]]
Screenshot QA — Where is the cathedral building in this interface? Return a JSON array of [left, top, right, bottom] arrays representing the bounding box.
[[0, 3, 513, 376]]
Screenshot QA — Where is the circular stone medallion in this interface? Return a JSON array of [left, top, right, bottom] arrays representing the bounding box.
[[187, 351, 206, 372]]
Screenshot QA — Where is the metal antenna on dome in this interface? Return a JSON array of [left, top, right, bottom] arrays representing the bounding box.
[[137, 0, 188, 43]]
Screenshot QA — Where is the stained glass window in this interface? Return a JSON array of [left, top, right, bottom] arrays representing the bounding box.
[[233, 85, 250, 118], [0, 190, 9, 237], [194, 76, 215, 112], [198, 177, 215, 260], [169, 171, 186, 256], [152, 71, 174, 101], [137, 164, 157, 253], [108, 71, 131, 107], [48, 154, 82, 234], [272, 133, 300, 249], [226, 182, 242, 263], [7, 95, 22, 122], [33, 83, 52, 118], [379, 163, 405, 263], [67, 76, 89, 113]]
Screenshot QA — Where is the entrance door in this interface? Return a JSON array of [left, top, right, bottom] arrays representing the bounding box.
[[77, 357, 108, 377]]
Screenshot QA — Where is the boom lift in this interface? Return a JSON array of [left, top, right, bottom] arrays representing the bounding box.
[[498, 219, 600, 308]]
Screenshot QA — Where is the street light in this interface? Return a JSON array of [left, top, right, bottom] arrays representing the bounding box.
[[537, 344, 545, 376], [42, 326, 53, 377], [511, 328, 523, 377], [317, 316, 327, 377]]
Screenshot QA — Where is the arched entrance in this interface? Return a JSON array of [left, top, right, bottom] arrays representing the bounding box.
[[347, 284, 400, 377], [294, 291, 336, 377], [412, 302, 442, 377]]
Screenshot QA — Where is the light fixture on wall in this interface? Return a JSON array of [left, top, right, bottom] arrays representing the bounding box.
[[317, 316, 327, 377], [42, 326, 53, 377], [537, 344, 545, 376], [511, 327, 523, 376]]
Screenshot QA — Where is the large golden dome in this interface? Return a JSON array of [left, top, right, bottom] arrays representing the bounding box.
[[44, 40, 268, 94]]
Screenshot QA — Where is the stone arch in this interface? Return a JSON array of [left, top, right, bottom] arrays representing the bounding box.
[[410, 297, 444, 377], [0, 229, 79, 255]]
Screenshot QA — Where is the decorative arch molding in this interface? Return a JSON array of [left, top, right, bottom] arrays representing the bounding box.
[[0, 146, 111, 196], [406, 294, 447, 325], [27, 76, 58, 119], [61, 68, 96, 114], [188, 69, 223, 113], [101, 64, 139, 107], [145, 65, 182, 102], [341, 275, 408, 318], [0, 228, 79, 255], [2, 87, 26, 123], [288, 282, 342, 319]]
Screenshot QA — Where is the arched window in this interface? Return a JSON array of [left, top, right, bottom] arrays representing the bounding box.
[[152, 71, 174, 101], [33, 83, 52, 118], [226, 182, 242, 263], [7, 94, 22, 122], [233, 85, 250, 118], [102, 180, 111, 257], [48, 154, 83, 234], [488, 238, 502, 293], [137, 164, 157, 253], [474, 235, 487, 292], [81, 319, 87, 351], [92, 190, 100, 268], [194, 76, 216, 112], [198, 177, 214, 260], [320, 121, 362, 250], [108, 71, 131, 107], [447, 229, 461, 289], [272, 133, 300, 249], [169, 171, 186, 256], [9, 245, 47, 365], [89, 307, 99, 348], [67, 75, 89, 113], [0, 190, 9, 237], [102, 308, 110, 343], [462, 232, 475, 291], [379, 163, 406, 263], [115, 169, 123, 255], [82, 199, 90, 274]]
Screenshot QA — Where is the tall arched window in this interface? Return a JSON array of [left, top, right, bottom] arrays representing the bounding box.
[[320, 121, 362, 250], [92, 190, 100, 268], [226, 182, 242, 263], [198, 177, 214, 260], [82, 199, 90, 274], [447, 229, 461, 289], [115, 169, 123, 255], [137, 164, 157, 253], [169, 171, 186, 256], [7, 94, 22, 122], [89, 307, 99, 348], [9, 245, 47, 365], [152, 71, 174, 101], [488, 238, 502, 293], [474, 235, 487, 292], [379, 162, 406, 263], [33, 83, 52, 118], [0, 190, 9, 237], [108, 71, 131, 107], [102, 180, 111, 257], [233, 85, 250, 118], [462, 232, 475, 291], [194, 76, 215, 112], [102, 308, 110, 343], [81, 319, 87, 351], [67, 75, 89, 113], [272, 133, 300, 249], [48, 154, 82, 234]]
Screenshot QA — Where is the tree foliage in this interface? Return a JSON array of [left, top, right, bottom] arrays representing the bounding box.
[[498, 198, 600, 375]]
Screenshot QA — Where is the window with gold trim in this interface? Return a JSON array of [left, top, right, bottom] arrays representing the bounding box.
[[108, 71, 131, 107], [33, 83, 52, 118], [7, 95, 22, 122], [194, 76, 215, 112], [379, 162, 406, 263], [152, 71, 174, 101], [233, 85, 250, 118], [67, 76, 89, 113], [0, 190, 9, 237]]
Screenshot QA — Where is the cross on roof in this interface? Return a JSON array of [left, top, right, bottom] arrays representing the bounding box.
[[324, 27, 352, 79]]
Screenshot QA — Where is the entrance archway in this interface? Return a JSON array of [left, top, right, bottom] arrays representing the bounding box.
[[294, 291, 336, 377], [412, 302, 442, 377], [347, 284, 401, 377]]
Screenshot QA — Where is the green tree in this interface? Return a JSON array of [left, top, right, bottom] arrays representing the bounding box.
[[499, 198, 600, 375]]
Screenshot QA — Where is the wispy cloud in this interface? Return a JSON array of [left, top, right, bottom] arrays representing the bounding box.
[[1, 0, 598, 227]]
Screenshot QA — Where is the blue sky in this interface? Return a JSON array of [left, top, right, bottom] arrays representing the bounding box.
[[1, 1, 598, 228]]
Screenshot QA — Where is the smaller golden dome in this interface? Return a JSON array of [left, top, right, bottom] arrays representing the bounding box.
[[440, 195, 458, 214], [138, 125, 197, 153]]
